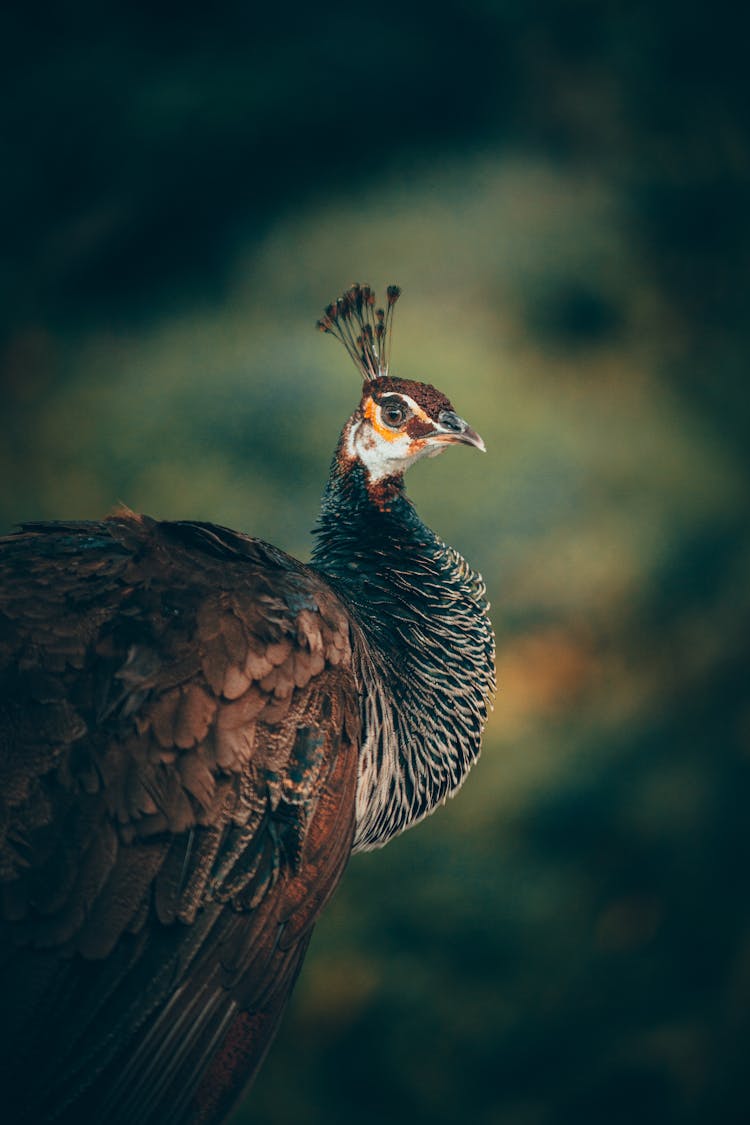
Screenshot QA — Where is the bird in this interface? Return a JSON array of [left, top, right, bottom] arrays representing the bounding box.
[[0, 283, 495, 1125]]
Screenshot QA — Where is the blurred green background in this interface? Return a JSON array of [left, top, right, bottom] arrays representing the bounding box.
[[2, 2, 749, 1122]]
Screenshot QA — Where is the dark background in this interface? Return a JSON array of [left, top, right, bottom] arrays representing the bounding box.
[[2, 2, 750, 1122]]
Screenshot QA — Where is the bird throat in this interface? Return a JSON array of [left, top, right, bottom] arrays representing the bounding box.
[[311, 459, 495, 850]]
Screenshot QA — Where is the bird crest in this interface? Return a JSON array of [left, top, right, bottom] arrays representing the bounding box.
[[317, 282, 401, 381]]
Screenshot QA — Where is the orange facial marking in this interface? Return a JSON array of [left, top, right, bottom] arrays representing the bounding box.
[[364, 394, 436, 446], [364, 397, 402, 443]]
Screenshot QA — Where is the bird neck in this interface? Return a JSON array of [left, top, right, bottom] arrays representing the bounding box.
[[311, 455, 495, 851], [312, 453, 428, 577]]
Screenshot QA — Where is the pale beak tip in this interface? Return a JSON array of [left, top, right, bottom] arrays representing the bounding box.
[[461, 425, 486, 454]]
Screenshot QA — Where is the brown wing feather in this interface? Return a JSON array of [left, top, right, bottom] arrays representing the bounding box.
[[0, 512, 360, 1125]]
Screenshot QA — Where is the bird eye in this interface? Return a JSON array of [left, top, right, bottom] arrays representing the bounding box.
[[380, 400, 408, 428]]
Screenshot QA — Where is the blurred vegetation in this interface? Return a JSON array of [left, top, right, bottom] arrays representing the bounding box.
[[2, 2, 749, 1123]]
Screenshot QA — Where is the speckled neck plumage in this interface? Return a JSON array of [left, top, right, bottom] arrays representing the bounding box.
[[312, 457, 496, 851]]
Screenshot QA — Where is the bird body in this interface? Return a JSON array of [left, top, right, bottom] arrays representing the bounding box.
[[0, 285, 494, 1124]]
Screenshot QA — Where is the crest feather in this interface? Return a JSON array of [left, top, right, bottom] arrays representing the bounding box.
[[317, 283, 401, 381]]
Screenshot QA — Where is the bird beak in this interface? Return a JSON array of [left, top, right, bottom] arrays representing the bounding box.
[[431, 412, 487, 453]]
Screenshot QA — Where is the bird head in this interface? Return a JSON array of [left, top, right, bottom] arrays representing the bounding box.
[[346, 375, 485, 483], [318, 283, 485, 490]]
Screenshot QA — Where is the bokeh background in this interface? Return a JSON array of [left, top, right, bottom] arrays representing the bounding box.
[[3, 3, 750, 1122]]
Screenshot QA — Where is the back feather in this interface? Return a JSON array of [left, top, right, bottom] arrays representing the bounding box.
[[0, 512, 360, 1124]]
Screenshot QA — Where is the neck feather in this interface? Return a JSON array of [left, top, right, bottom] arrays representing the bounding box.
[[311, 457, 495, 851]]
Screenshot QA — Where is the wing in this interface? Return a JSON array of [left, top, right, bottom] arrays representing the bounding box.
[[0, 512, 360, 1125]]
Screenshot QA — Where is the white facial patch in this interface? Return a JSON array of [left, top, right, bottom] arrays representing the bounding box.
[[394, 393, 432, 423]]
